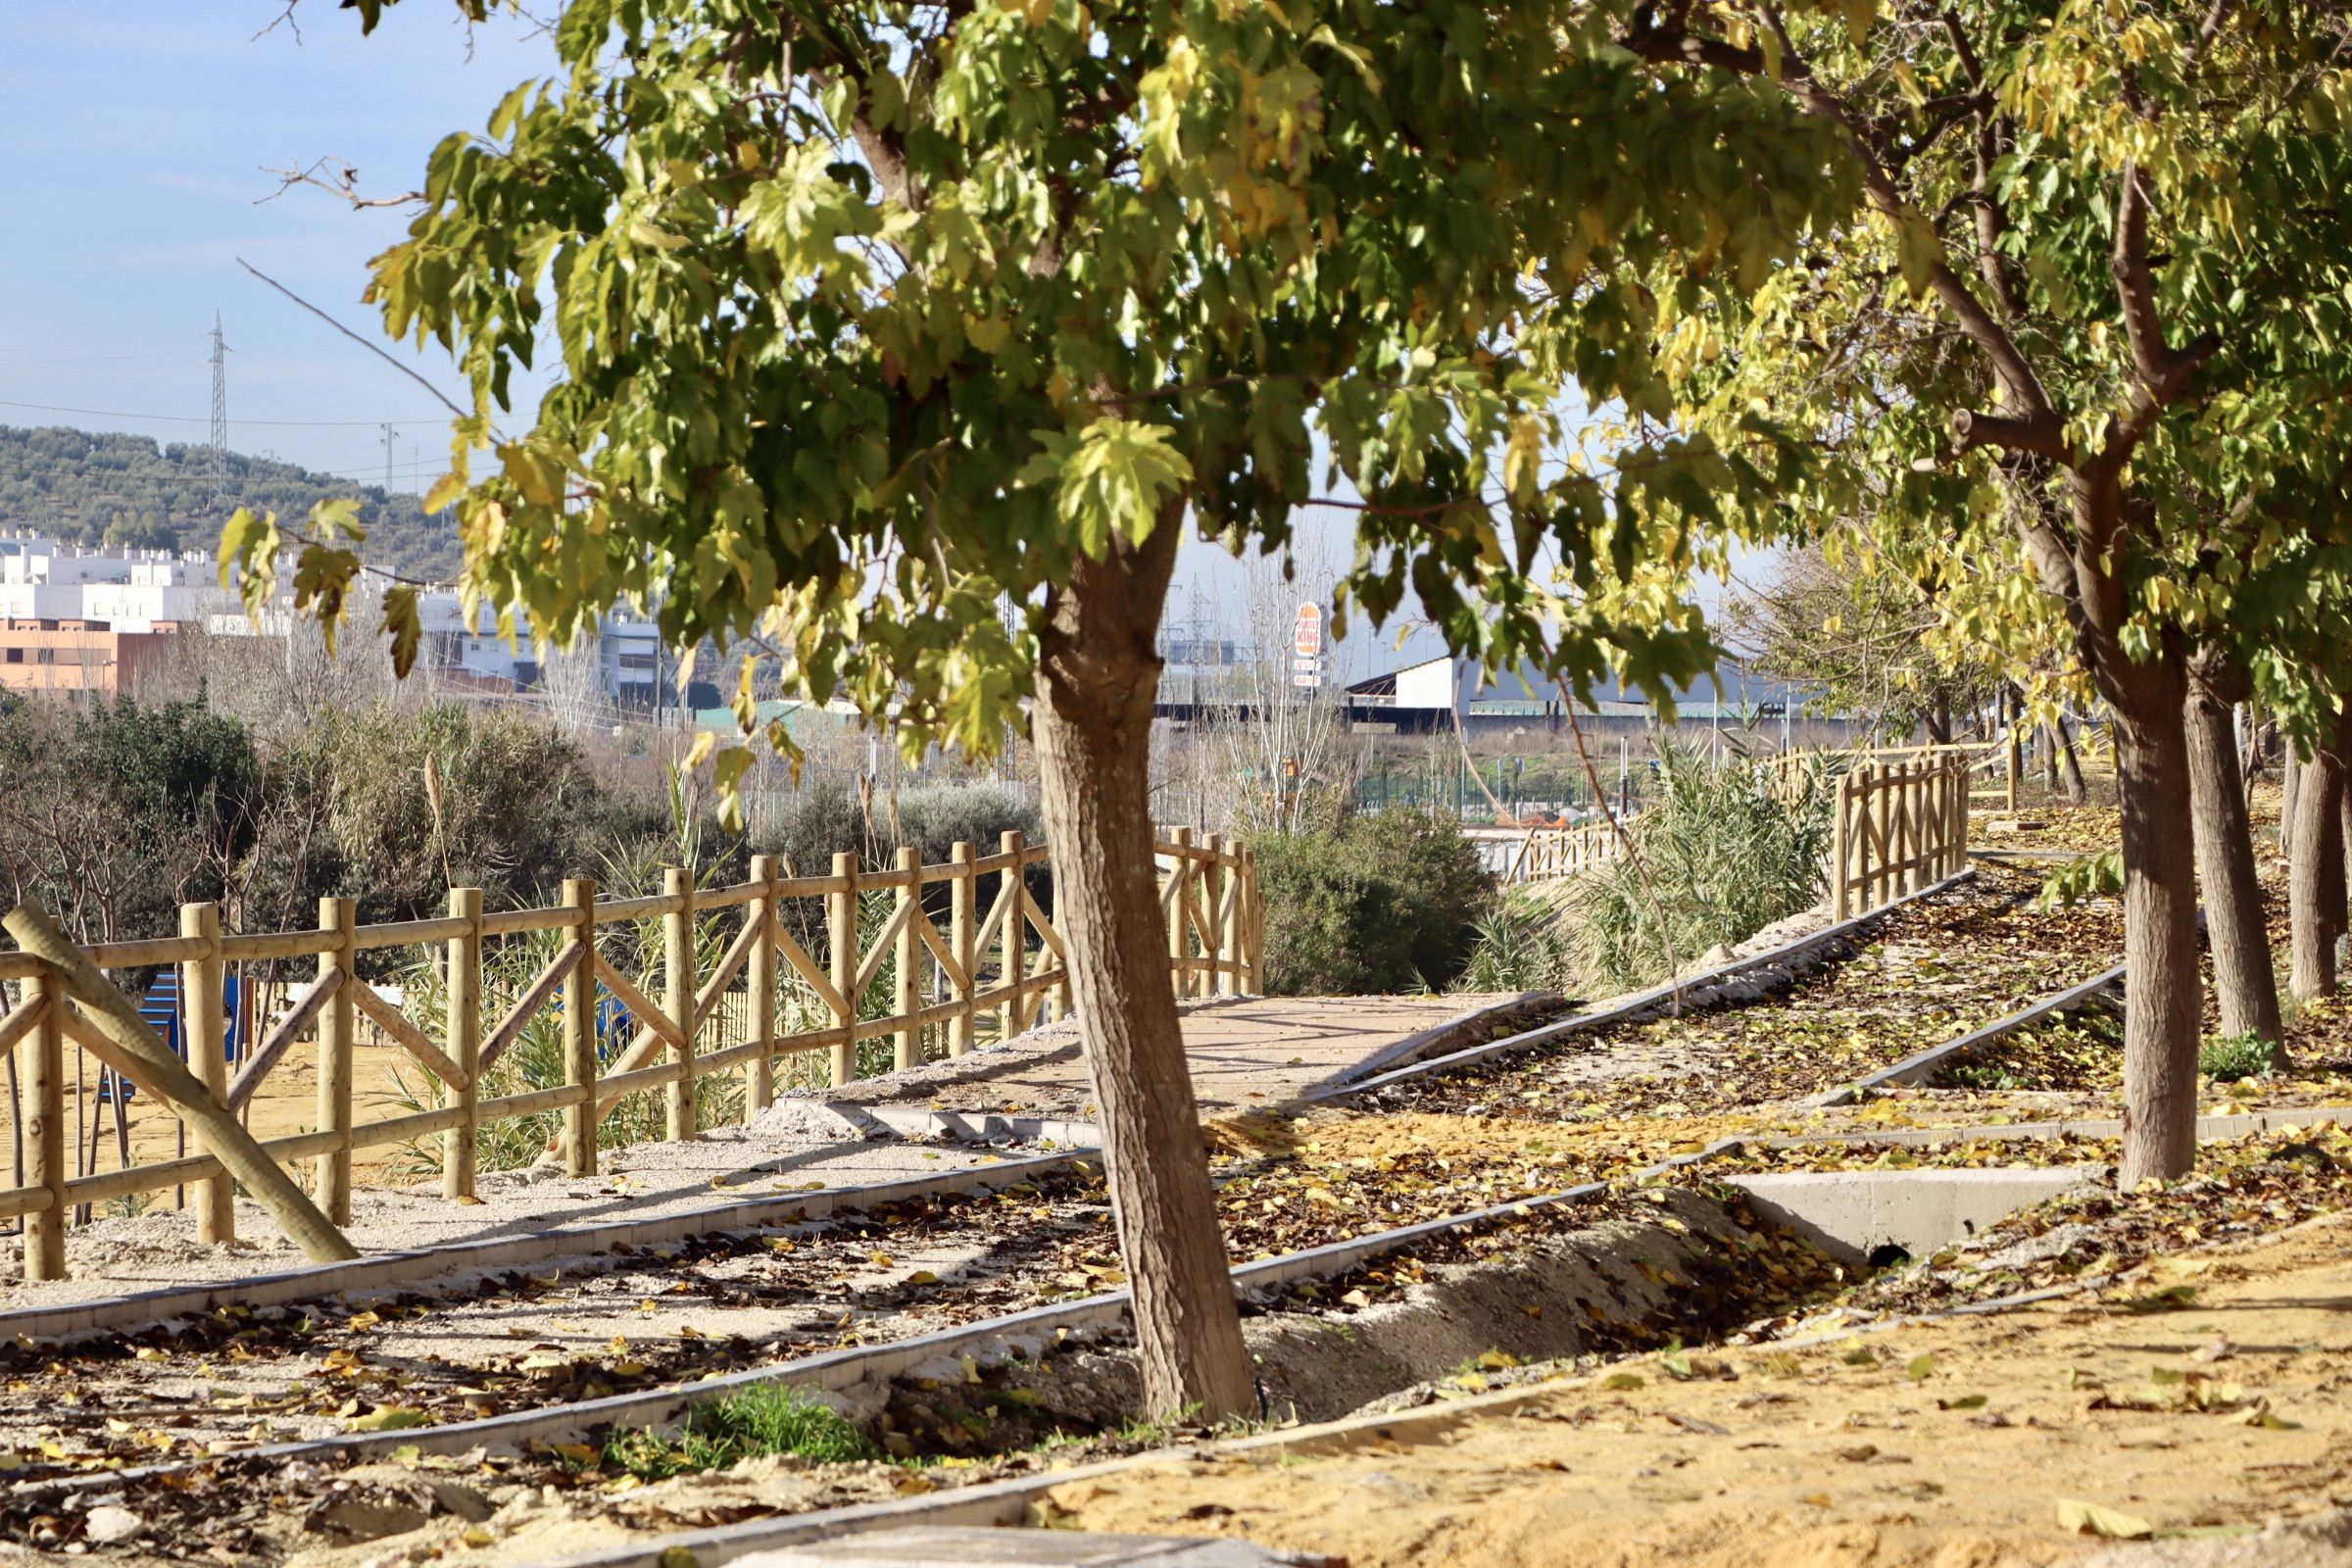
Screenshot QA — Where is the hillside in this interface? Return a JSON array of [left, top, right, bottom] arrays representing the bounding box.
[[0, 423, 462, 580]]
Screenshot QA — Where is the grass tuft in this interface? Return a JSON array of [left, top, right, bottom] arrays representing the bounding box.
[[2199, 1031, 2274, 1084], [603, 1384, 875, 1480]]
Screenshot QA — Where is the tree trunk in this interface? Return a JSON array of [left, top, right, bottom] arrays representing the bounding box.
[[2282, 741, 2301, 861], [2042, 724, 2061, 792], [2113, 684, 2206, 1188], [2057, 717, 2089, 805], [2184, 672, 2283, 1054], [1031, 511, 1255, 1425], [2288, 709, 2348, 1001]]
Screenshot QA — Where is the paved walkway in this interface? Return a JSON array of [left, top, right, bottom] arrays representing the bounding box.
[[0, 992, 1534, 1310], [824, 993, 1537, 1123]]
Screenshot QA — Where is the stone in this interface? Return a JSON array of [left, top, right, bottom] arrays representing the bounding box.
[[81, 1507, 142, 1545]]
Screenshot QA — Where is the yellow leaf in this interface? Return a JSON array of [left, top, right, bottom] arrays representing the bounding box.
[[345, 1407, 427, 1433], [2056, 1499, 2153, 1539]]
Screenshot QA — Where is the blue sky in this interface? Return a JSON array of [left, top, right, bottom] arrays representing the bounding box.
[[0, 5, 555, 486], [0, 6, 1746, 675]]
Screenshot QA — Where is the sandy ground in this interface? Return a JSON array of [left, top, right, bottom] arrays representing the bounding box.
[[7, 1039, 424, 1198], [1042, 1213, 2352, 1568]]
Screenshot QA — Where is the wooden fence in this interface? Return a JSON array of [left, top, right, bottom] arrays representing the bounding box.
[[0, 827, 1261, 1280], [1829, 756, 1972, 919], [1507, 816, 1634, 884], [1511, 744, 1977, 918]]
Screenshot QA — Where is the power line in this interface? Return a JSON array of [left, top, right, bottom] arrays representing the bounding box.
[[0, 352, 206, 369], [0, 396, 446, 428]]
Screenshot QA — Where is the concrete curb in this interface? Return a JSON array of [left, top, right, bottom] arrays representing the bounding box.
[[1317, 869, 1976, 1104], [0, 1151, 1084, 1347], [1309, 992, 1565, 1092], [1313, 870, 1979, 1105]]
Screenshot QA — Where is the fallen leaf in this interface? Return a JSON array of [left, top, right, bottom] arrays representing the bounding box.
[[2056, 1499, 2153, 1539]]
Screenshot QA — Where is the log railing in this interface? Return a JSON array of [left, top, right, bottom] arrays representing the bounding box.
[[1830, 756, 1971, 919], [0, 827, 1262, 1278]]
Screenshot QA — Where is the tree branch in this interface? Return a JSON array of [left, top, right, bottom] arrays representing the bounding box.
[[1951, 409, 2068, 461], [1627, 2, 2065, 445]]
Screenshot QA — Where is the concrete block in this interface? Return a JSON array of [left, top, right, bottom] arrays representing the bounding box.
[[1727, 1166, 2101, 1265], [733, 1527, 1326, 1567]]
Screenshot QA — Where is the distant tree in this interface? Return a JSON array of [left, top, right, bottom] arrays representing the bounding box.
[[103, 509, 177, 552]]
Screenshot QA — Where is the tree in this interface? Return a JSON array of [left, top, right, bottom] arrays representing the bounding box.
[[1636, 0, 2352, 1185], [245, 0, 1852, 1419], [1729, 544, 2000, 744]]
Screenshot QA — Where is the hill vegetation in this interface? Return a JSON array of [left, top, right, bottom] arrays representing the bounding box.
[[0, 423, 460, 579]]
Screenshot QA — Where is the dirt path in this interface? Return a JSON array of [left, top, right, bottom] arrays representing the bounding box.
[[1042, 1213, 2352, 1568]]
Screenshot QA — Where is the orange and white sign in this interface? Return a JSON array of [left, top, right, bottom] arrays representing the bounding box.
[[1293, 603, 1323, 659]]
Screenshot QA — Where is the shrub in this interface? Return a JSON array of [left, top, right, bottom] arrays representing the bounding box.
[[1256, 807, 1494, 995], [2199, 1031, 2274, 1083], [1575, 741, 1831, 991], [1455, 892, 1577, 995]]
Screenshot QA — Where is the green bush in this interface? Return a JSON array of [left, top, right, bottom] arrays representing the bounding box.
[[1575, 742, 1831, 991], [1256, 808, 1494, 995], [2199, 1031, 2274, 1083]]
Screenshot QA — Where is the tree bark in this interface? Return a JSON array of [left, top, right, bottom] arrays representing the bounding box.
[[2114, 684, 2206, 1188], [2282, 740, 2300, 861], [2288, 708, 2349, 1001], [2184, 664, 2283, 1054], [2057, 717, 2089, 805], [1031, 508, 1255, 1425]]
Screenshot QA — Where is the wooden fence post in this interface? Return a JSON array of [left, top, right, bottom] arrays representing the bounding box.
[[747, 855, 779, 1114], [1002, 830, 1028, 1040], [1832, 769, 1851, 921], [1166, 828, 1192, 998], [179, 902, 231, 1246], [563, 878, 598, 1175], [1213, 832, 1232, 992], [950, 841, 977, 1056], [1202, 833, 1225, 998], [317, 895, 356, 1226], [444, 887, 482, 1201], [664, 867, 696, 1141], [894, 846, 920, 1071], [1896, 760, 1916, 895], [829, 851, 858, 1087], [1052, 845, 1074, 1022], [22, 967, 65, 1281], [2005, 711, 2022, 812]]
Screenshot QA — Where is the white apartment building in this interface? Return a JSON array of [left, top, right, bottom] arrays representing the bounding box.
[[0, 531, 671, 709]]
